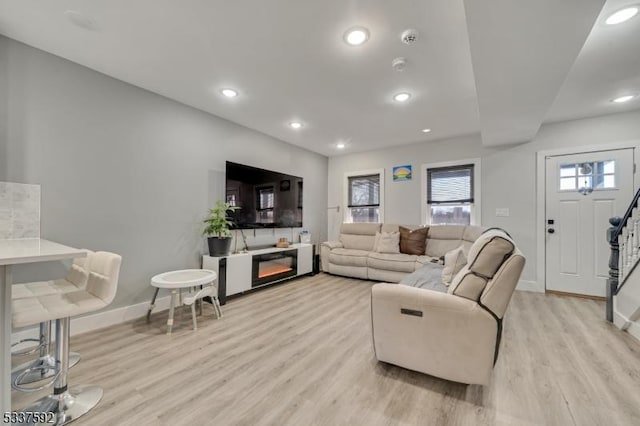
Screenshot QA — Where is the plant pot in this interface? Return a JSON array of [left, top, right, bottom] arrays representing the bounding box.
[[208, 236, 232, 256]]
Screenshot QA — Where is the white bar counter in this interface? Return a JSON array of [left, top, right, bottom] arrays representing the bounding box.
[[0, 239, 86, 414]]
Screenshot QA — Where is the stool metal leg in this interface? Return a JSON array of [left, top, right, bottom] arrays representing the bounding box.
[[18, 318, 103, 425], [11, 322, 81, 387], [146, 287, 160, 322], [167, 290, 177, 335]]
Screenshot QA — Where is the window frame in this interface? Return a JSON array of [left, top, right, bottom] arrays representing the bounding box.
[[343, 168, 385, 223], [557, 160, 618, 192], [421, 159, 481, 226]]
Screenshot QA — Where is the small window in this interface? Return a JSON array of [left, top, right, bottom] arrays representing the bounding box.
[[347, 174, 380, 223], [256, 186, 274, 223], [427, 164, 474, 225], [559, 161, 616, 192]]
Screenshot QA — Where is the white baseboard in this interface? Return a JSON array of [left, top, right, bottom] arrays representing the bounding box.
[[516, 279, 544, 293], [11, 295, 173, 345], [628, 321, 640, 342], [613, 311, 640, 343]]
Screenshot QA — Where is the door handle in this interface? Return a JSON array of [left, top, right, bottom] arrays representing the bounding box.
[[547, 228, 555, 234]]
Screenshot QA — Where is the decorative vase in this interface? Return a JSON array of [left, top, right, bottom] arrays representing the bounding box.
[[208, 237, 232, 256]]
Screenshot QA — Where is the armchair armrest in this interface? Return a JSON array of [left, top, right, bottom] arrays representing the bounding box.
[[320, 241, 343, 272], [371, 284, 497, 385]]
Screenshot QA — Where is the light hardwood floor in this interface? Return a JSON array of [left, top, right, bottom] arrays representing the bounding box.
[[12, 273, 640, 425]]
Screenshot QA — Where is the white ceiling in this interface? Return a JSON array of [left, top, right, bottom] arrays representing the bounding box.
[[0, 0, 638, 155], [547, 0, 640, 123]]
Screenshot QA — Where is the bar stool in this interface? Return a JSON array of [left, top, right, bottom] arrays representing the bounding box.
[[11, 251, 122, 424], [11, 252, 93, 387]]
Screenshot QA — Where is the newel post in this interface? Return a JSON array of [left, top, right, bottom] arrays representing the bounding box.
[[606, 216, 622, 322]]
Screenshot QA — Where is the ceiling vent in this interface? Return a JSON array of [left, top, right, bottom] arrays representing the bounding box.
[[401, 29, 419, 45]]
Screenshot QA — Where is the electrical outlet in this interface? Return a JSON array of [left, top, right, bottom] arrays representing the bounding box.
[[496, 208, 510, 217]]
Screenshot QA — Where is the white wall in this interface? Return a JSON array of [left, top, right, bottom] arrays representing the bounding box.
[[1, 36, 328, 309], [0, 37, 7, 181], [328, 110, 640, 284]]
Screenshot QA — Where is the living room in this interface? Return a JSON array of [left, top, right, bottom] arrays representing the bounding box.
[[1, 1, 640, 425]]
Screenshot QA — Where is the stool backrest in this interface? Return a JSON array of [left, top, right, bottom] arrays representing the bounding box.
[[86, 251, 122, 305], [65, 250, 95, 289]]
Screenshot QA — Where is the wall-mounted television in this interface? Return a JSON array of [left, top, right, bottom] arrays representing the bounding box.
[[225, 161, 303, 229]]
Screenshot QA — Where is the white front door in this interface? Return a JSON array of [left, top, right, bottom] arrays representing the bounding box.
[[546, 149, 635, 297]]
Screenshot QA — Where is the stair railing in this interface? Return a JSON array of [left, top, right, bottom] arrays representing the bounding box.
[[607, 187, 640, 322]]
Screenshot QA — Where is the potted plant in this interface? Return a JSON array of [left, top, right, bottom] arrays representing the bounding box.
[[204, 201, 239, 256]]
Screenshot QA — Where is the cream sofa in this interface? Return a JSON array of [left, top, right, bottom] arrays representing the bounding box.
[[320, 223, 484, 282], [322, 223, 525, 385], [371, 228, 525, 385]]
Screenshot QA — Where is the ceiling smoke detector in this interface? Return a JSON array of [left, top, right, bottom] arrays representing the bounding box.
[[392, 57, 407, 72], [401, 29, 419, 45]]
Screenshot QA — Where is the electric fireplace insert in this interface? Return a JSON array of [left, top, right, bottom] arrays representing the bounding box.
[[252, 249, 298, 287]]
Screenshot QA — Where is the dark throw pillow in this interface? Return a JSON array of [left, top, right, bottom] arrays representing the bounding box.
[[399, 226, 429, 255]]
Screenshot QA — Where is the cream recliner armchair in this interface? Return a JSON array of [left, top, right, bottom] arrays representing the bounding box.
[[371, 229, 525, 385]]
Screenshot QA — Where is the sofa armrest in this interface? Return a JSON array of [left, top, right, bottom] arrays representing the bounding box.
[[321, 240, 343, 250], [371, 283, 497, 385], [320, 241, 343, 272]]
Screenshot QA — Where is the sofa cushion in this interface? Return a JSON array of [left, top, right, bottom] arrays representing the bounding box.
[[442, 246, 467, 285], [340, 223, 381, 236], [339, 223, 381, 250], [425, 225, 466, 257], [340, 234, 376, 251], [374, 231, 400, 254], [467, 229, 515, 279], [448, 229, 515, 301], [329, 248, 370, 267], [381, 224, 401, 233], [399, 226, 428, 255], [368, 252, 417, 273]]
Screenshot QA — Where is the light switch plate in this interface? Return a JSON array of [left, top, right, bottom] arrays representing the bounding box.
[[496, 208, 510, 217]]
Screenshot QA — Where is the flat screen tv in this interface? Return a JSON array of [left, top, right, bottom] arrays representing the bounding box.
[[225, 161, 303, 229]]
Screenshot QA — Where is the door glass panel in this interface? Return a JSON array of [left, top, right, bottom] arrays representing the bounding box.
[[560, 165, 576, 177], [560, 177, 577, 190], [603, 160, 615, 174], [578, 176, 593, 190], [599, 175, 615, 189]]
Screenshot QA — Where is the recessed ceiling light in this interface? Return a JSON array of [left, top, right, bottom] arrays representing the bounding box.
[[421, 128, 432, 133], [221, 88, 238, 98], [393, 92, 411, 102], [336, 143, 346, 149], [611, 94, 636, 103], [64, 10, 98, 31], [343, 27, 370, 46], [605, 7, 639, 25], [289, 121, 303, 129]]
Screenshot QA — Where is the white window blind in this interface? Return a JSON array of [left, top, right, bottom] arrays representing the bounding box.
[[257, 187, 274, 210], [348, 174, 380, 207], [427, 165, 474, 204]]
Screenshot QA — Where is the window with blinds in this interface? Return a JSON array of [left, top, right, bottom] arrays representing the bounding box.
[[347, 173, 381, 223], [427, 164, 474, 225]]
